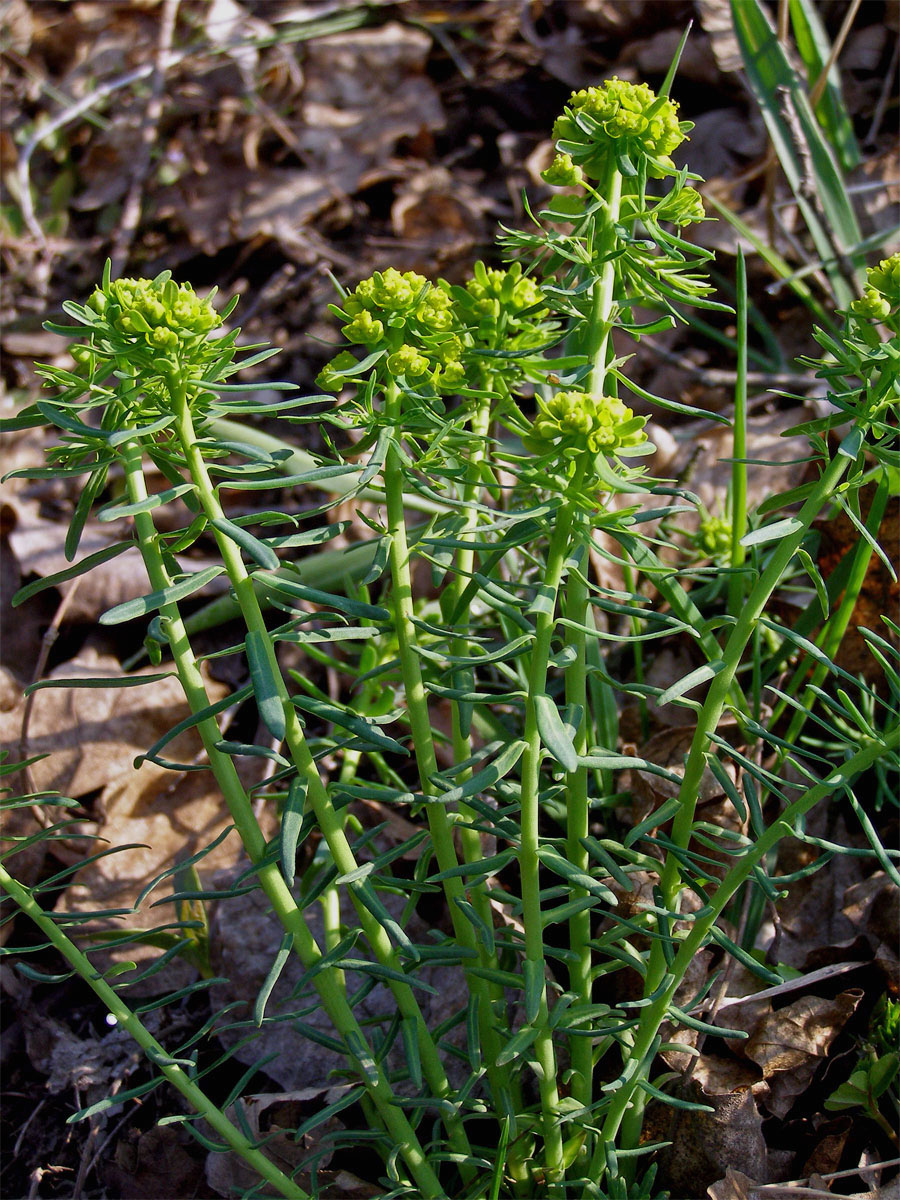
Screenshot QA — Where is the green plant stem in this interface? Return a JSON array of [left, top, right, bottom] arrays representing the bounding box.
[[381, 378, 515, 1120], [590, 444, 852, 1185], [729, 247, 749, 616], [445, 391, 521, 1101], [167, 386, 472, 1173], [563, 536, 593, 1113], [0, 863, 310, 1200], [586, 717, 899, 1193], [770, 472, 889, 738], [518, 494, 583, 1185], [586, 172, 624, 396], [119, 436, 445, 1200]]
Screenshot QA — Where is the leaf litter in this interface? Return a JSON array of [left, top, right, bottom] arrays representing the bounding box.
[[1, 2, 897, 1197]]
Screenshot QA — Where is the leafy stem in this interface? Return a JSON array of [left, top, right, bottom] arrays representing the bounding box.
[[0, 860, 310, 1200], [119, 433, 446, 1200], [166, 376, 474, 1172]]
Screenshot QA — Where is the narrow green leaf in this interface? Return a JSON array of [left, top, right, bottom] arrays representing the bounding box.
[[796, 546, 829, 620], [534, 694, 579, 771], [495, 1024, 539, 1068], [66, 464, 109, 561], [25, 672, 173, 697], [337, 958, 437, 994], [136, 684, 253, 768], [789, 0, 860, 170], [536, 846, 617, 903], [400, 1017, 423, 1090], [253, 932, 293, 1026], [257, 574, 389, 622], [221, 464, 359, 491], [215, 741, 290, 766], [13, 541, 132, 606], [96, 484, 197, 523], [730, 0, 862, 304], [707, 925, 783, 985], [100, 566, 224, 624], [657, 661, 726, 706], [433, 741, 526, 806], [245, 629, 286, 742], [279, 775, 309, 888], [292, 695, 406, 755], [523, 959, 544, 1024], [740, 517, 803, 548], [210, 516, 279, 571]]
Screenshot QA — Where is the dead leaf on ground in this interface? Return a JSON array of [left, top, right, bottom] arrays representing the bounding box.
[[205, 1086, 382, 1200], [842, 872, 900, 989], [104, 1124, 203, 1200], [6, 498, 227, 627], [657, 1084, 770, 1197], [738, 990, 863, 1118], [0, 650, 225, 798], [814, 485, 900, 682]]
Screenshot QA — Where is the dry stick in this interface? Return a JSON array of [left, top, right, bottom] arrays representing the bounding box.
[[765, 0, 793, 247], [20, 577, 83, 824], [109, 0, 180, 277], [864, 34, 900, 147], [807, 0, 862, 111]]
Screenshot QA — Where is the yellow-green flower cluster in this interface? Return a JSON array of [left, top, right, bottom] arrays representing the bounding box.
[[851, 252, 900, 322], [462, 261, 548, 345], [341, 268, 456, 337], [552, 78, 686, 179], [698, 513, 732, 559], [541, 152, 584, 188], [653, 184, 706, 227], [87, 277, 221, 351], [531, 390, 646, 455], [321, 268, 467, 394]]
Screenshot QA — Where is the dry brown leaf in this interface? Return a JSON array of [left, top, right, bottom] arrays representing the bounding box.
[[104, 1124, 203, 1200], [708, 1171, 763, 1200], [657, 1084, 769, 1197], [0, 650, 225, 798], [204, 1086, 380, 1200], [298, 22, 444, 173], [7, 500, 228, 626], [842, 872, 900, 989], [741, 990, 863, 1118]]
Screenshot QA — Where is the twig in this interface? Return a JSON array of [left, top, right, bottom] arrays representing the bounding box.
[[864, 34, 900, 148], [19, 578, 83, 821], [108, 0, 181, 277], [17, 63, 161, 244], [808, 0, 862, 112]]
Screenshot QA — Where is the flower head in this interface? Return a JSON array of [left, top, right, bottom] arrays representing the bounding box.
[[865, 252, 900, 309], [541, 152, 584, 188], [529, 390, 647, 456], [552, 78, 687, 179], [87, 275, 221, 353]]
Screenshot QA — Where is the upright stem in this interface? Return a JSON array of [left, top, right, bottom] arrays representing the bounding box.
[[0, 863, 310, 1200], [588, 446, 851, 1187], [586, 164, 623, 398], [563, 536, 593, 1112], [119, 437, 445, 1200], [381, 378, 515, 1119], [167, 385, 472, 1171], [728, 247, 749, 617], [518, 495, 582, 1184], [584, 719, 898, 1194]]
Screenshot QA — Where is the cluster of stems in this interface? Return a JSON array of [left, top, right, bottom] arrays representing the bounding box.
[[3, 69, 897, 1200]]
